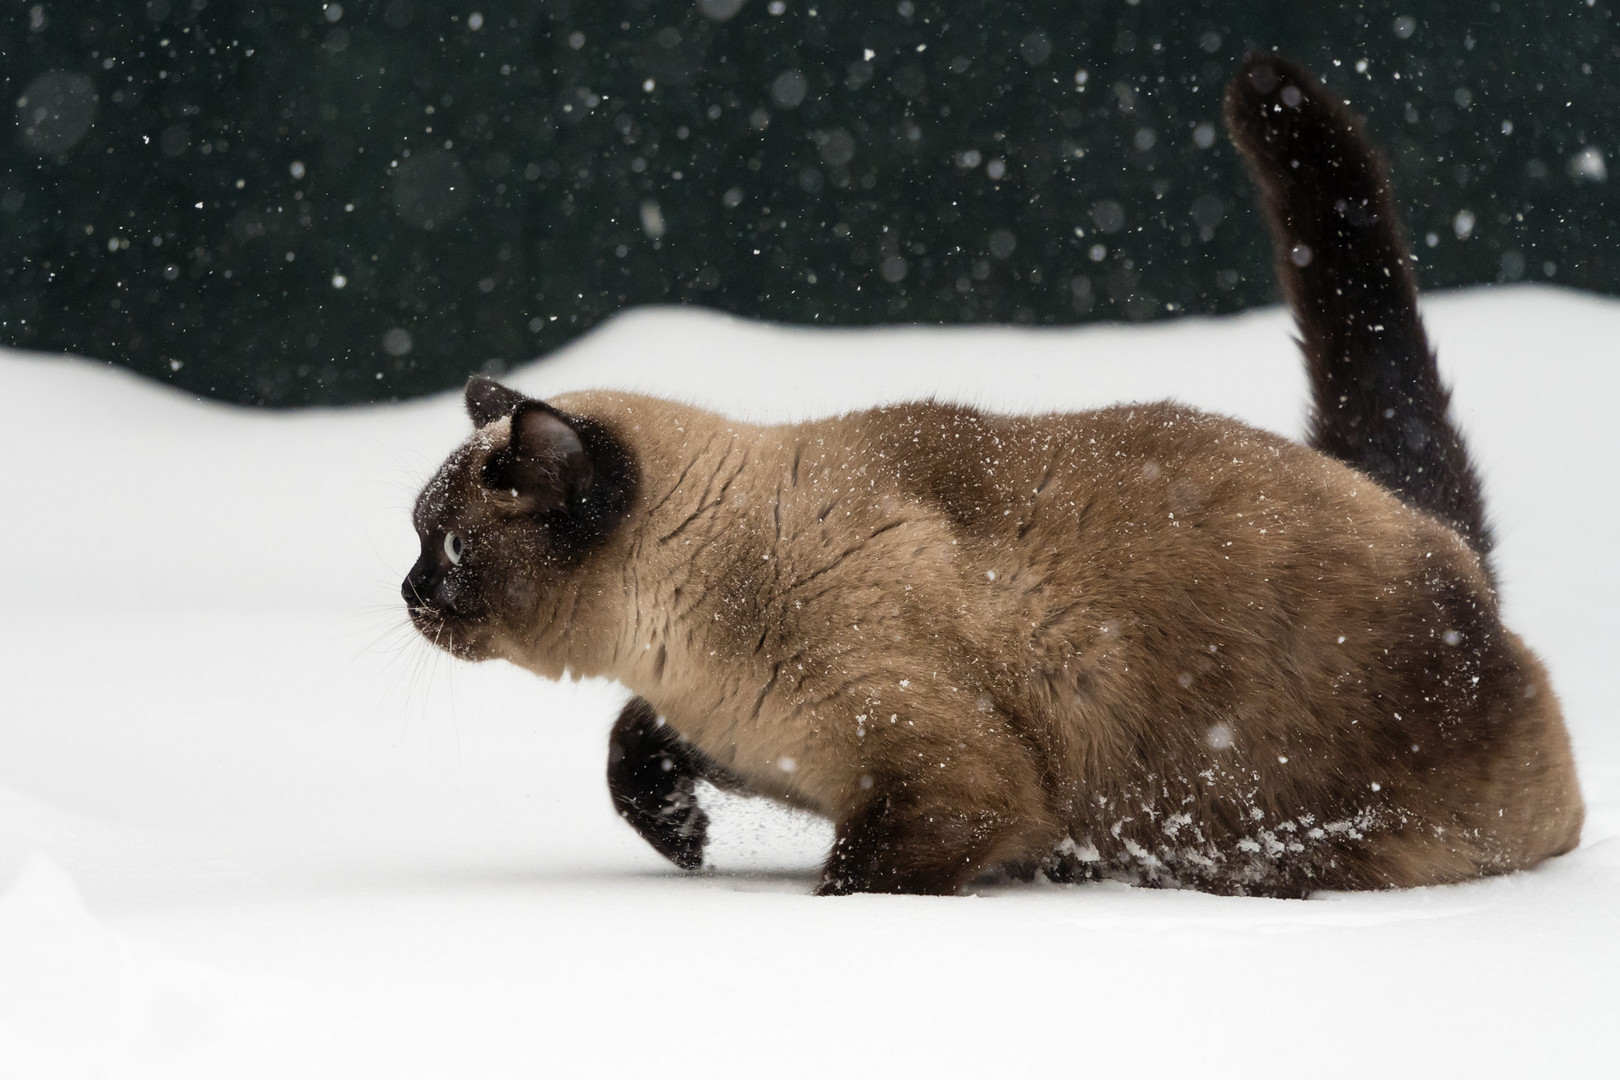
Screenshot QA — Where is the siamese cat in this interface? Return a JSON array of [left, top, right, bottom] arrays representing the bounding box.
[[403, 57, 1581, 896]]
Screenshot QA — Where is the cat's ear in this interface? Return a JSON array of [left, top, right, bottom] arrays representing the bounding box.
[[465, 375, 530, 428], [481, 402, 594, 511]]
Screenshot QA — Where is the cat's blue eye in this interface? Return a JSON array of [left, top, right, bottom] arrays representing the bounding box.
[[443, 531, 464, 565]]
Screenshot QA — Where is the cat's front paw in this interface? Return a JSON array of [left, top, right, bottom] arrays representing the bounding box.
[[617, 780, 710, 872], [607, 697, 711, 871]]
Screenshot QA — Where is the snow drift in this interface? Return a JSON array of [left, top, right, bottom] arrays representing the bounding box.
[[0, 287, 1616, 1077]]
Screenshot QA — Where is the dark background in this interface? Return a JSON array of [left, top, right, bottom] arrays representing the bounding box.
[[2, 1, 1614, 407]]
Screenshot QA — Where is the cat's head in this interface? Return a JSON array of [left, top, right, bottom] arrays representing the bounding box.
[[402, 376, 635, 665]]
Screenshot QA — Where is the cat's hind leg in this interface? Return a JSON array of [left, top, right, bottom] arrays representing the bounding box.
[[816, 767, 1053, 896], [606, 696, 738, 871], [816, 790, 1034, 896]]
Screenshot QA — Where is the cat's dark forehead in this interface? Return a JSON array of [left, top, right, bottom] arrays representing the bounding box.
[[412, 427, 502, 531], [412, 458, 463, 531]]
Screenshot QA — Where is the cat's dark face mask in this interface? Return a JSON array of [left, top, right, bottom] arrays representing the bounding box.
[[402, 376, 609, 662]]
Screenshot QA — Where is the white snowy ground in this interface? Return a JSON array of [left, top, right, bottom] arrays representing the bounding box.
[[1, 285, 1617, 1078]]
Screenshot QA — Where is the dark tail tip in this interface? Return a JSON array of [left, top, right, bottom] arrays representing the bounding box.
[[1223, 55, 1393, 261], [1224, 56, 1359, 169], [1225, 54, 1495, 580]]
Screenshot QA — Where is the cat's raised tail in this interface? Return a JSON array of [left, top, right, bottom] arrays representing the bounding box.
[[1224, 55, 1494, 581]]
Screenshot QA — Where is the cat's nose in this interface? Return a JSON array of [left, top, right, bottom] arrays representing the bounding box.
[[402, 559, 437, 609], [402, 566, 468, 617]]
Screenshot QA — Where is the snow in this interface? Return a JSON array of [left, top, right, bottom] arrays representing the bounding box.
[[2, 285, 1618, 1076]]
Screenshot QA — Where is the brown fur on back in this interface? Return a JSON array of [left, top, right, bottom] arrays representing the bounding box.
[[413, 389, 1582, 896]]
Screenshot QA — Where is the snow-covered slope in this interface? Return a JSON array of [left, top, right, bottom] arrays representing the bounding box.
[[1, 287, 1616, 1077]]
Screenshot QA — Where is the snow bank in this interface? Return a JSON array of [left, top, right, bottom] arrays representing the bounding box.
[[0, 855, 234, 1077], [0, 286, 1616, 1077]]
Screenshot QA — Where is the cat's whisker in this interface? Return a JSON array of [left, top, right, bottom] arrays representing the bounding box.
[[396, 632, 443, 743], [354, 469, 431, 506], [360, 627, 430, 684], [342, 605, 427, 677], [438, 634, 464, 765]]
